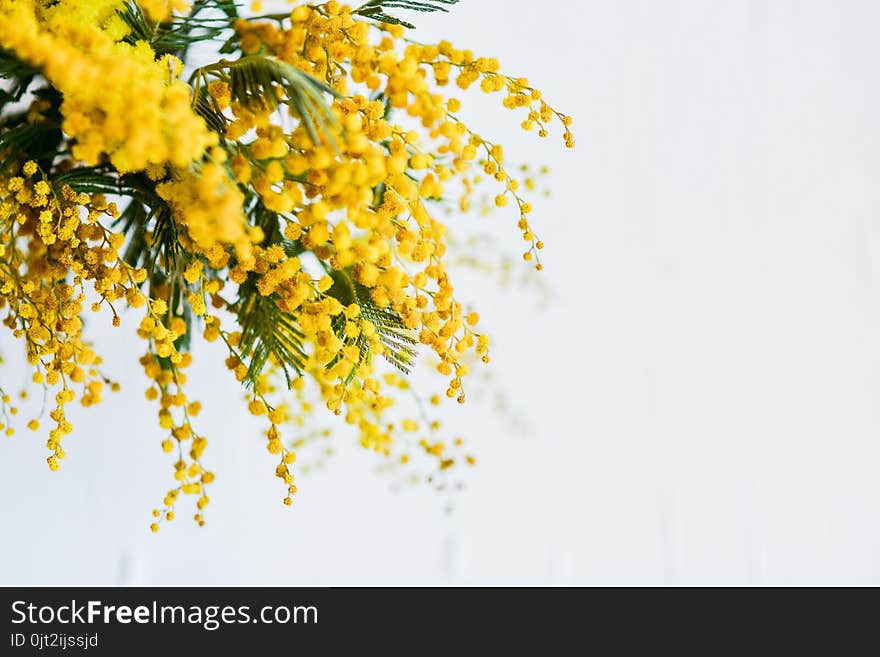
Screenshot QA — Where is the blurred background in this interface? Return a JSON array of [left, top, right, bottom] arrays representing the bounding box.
[[3, 0, 880, 585]]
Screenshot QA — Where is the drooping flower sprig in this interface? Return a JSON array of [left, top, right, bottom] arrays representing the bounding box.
[[0, 0, 572, 530]]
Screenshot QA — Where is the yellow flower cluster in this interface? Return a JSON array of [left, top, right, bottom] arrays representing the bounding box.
[[0, 162, 141, 469], [156, 159, 255, 264], [0, 0, 215, 172], [0, 1, 572, 529], [138, 313, 213, 530]]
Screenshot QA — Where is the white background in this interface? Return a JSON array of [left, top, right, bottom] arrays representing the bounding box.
[[3, 0, 880, 585]]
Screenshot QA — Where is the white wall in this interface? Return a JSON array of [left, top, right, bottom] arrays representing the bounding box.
[[3, 0, 880, 585]]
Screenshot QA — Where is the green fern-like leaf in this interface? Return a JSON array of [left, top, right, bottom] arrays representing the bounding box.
[[354, 0, 459, 28], [236, 280, 308, 389], [0, 86, 64, 172], [193, 55, 341, 147], [54, 166, 124, 195], [192, 87, 230, 135], [0, 47, 38, 80], [118, 1, 239, 58], [0, 123, 57, 172], [115, 175, 177, 266], [0, 47, 38, 108], [326, 269, 418, 375]]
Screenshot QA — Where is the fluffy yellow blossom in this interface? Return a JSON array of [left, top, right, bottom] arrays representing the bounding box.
[[0, 0, 215, 172], [156, 162, 253, 262], [139, 0, 191, 21], [0, 0, 570, 529]]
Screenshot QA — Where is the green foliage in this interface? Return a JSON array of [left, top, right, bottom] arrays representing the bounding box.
[[118, 1, 239, 58], [354, 0, 459, 29], [232, 260, 418, 390], [112, 178, 195, 354], [236, 278, 308, 388], [0, 123, 57, 172], [0, 48, 38, 108], [54, 166, 125, 195], [0, 88, 64, 173], [0, 47, 37, 80], [357, 293, 418, 374], [231, 222, 417, 390], [112, 173, 183, 273], [326, 269, 418, 375], [192, 89, 229, 135], [193, 55, 341, 147], [231, 200, 305, 387]]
